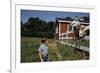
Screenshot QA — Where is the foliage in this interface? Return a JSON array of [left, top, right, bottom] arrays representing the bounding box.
[[57, 42, 82, 60], [21, 17, 55, 38], [68, 39, 89, 47], [21, 37, 41, 62]]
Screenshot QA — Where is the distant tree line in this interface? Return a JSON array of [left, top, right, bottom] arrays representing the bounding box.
[[21, 17, 55, 38]]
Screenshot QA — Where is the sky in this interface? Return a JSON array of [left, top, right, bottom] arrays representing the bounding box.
[[21, 9, 89, 24]]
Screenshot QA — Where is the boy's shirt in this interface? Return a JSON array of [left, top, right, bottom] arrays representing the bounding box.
[[38, 44, 48, 57]]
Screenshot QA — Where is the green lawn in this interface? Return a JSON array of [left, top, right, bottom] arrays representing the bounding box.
[[57, 42, 83, 60], [21, 37, 89, 63], [68, 39, 89, 47], [21, 37, 57, 62], [21, 37, 41, 62]]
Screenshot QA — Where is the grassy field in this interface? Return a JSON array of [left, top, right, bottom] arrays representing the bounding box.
[[21, 37, 41, 62], [68, 39, 89, 47], [21, 37, 89, 63]]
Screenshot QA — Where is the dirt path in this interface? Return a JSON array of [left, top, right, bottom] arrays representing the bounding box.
[[48, 42, 62, 61]]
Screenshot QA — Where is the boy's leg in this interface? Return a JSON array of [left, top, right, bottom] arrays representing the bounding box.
[[43, 54, 48, 62]]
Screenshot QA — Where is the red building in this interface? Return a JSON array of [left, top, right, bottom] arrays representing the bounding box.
[[55, 19, 89, 43]]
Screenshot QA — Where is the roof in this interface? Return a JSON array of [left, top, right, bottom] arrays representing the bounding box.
[[57, 20, 89, 25]]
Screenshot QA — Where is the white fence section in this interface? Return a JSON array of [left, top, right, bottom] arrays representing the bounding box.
[[59, 31, 73, 44]]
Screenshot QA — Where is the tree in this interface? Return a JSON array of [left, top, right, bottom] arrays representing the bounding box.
[[83, 16, 89, 23], [21, 17, 55, 38], [65, 17, 72, 21]]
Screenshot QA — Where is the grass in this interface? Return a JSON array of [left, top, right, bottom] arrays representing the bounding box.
[[68, 39, 89, 47], [21, 37, 41, 62], [21, 37, 89, 63], [21, 37, 58, 62], [48, 43, 62, 61], [57, 42, 82, 60]]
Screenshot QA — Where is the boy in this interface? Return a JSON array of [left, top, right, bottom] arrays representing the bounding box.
[[38, 38, 48, 62]]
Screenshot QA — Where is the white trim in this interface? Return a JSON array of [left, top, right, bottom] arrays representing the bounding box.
[[57, 20, 89, 24], [59, 37, 73, 39], [59, 22, 61, 41], [55, 26, 58, 34], [59, 31, 73, 36], [67, 25, 69, 43], [80, 22, 89, 25], [58, 20, 71, 23]]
